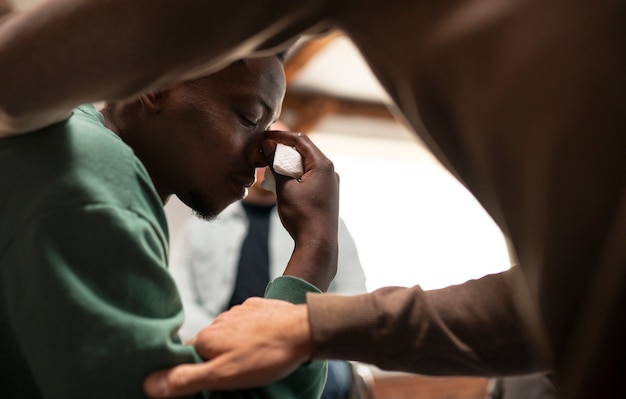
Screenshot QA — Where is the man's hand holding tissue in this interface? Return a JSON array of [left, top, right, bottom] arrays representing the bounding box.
[[262, 130, 339, 292], [143, 130, 339, 398]]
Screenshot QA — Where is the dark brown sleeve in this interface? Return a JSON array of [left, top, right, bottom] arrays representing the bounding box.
[[307, 266, 546, 376]]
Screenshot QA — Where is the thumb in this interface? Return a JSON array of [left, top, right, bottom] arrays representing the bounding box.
[[144, 362, 219, 398]]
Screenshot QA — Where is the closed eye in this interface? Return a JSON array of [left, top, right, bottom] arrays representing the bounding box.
[[239, 115, 259, 128]]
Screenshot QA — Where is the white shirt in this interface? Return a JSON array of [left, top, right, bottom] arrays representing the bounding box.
[[170, 201, 367, 341]]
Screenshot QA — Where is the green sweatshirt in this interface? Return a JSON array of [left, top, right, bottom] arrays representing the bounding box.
[[0, 105, 325, 399]]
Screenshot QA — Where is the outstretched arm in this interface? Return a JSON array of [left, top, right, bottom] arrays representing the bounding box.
[[0, 0, 333, 136], [144, 268, 546, 397]]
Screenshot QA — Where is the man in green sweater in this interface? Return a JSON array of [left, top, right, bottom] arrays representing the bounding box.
[[0, 56, 339, 398]]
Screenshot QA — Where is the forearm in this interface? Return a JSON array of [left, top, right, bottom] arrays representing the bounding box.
[[308, 267, 546, 376], [283, 237, 338, 292], [267, 130, 340, 292], [0, 0, 333, 136]]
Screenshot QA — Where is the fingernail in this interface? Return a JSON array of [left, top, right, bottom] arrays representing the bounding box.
[[146, 377, 169, 397]]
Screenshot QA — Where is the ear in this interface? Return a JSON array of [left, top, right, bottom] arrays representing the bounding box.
[[139, 92, 162, 114]]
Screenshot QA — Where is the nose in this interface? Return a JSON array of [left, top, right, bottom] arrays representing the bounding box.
[[246, 134, 269, 168]]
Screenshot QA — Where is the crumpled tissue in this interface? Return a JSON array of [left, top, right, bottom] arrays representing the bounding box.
[[260, 143, 303, 193]]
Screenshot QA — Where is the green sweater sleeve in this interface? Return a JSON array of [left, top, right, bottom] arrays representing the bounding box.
[[262, 276, 328, 398]]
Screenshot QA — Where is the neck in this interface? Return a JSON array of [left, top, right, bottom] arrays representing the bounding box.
[[100, 105, 121, 136], [100, 105, 170, 205]]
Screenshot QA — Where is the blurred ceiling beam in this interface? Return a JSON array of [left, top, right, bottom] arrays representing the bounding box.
[[284, 31, 342, 83], [283, 90, 396, 133], [283, 33, 395, 133]]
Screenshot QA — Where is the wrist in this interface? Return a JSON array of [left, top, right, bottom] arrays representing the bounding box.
[[292, 304, 315, 361], [284, 240, 338, 291]]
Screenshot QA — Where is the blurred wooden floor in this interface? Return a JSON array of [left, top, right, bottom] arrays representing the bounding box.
[[371, 375, 488, 399]]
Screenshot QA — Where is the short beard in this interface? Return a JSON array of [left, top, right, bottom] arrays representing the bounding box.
[[186, 190, 218, 221]]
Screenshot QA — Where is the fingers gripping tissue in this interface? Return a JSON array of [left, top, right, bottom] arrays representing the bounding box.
[[261, 143, 304, 193]]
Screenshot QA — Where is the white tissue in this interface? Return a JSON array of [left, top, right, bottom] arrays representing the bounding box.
[[260, 143, 303, 193]]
